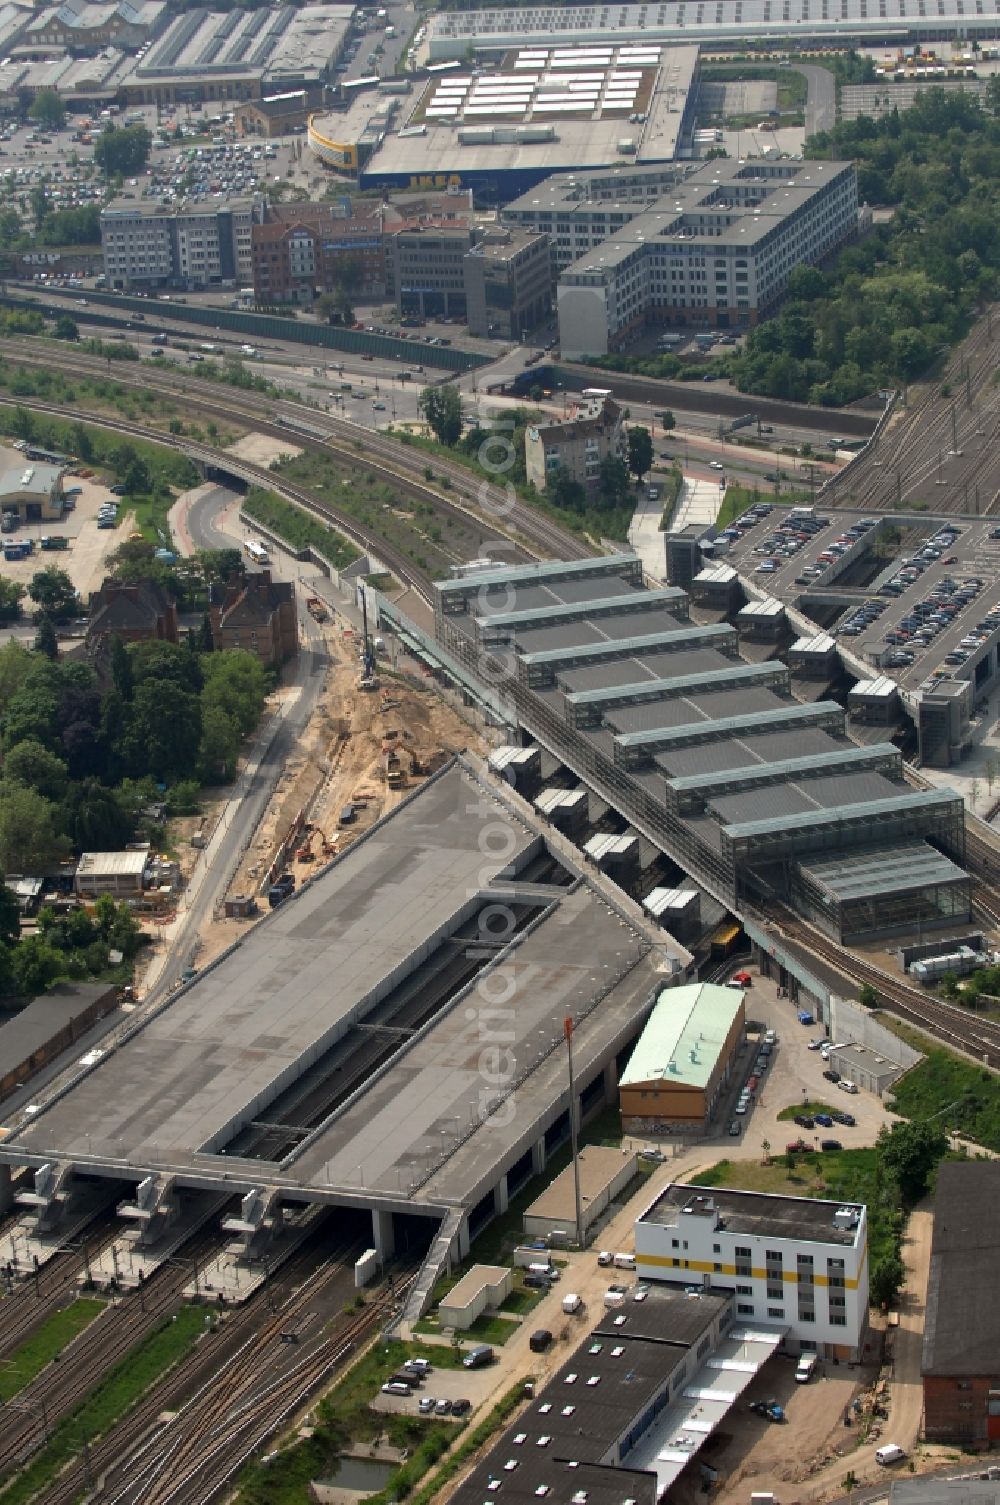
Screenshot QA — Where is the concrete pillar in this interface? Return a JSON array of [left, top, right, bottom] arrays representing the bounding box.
[[493, 1175, 509, 1217], [531, 1137, 546, 1176], [457, 1215, 470, 1262], [603, 1057, 619, 1105], [372, 1208, 395, 1261], [0, 1165, 12, 1215]]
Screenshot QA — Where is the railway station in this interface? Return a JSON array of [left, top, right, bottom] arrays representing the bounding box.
[[432, 555, 969, 939], [0, 757, 685, 1294]]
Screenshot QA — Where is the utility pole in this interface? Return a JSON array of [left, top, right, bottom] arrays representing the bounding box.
[[564, 1017, 584, 1250]]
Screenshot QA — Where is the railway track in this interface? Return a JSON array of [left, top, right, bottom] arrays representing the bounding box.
[[30, 1232, 364, 1505], [0, 1202, 236, 1480], [824, 312, 1000, 516], [0, 337, 592, 568], [0, 1212, 121, 1363], [773, 906, 1000, 1065]]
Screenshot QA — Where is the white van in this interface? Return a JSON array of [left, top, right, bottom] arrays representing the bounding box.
[[613, 1252, 636, 1271], [875, 1445, 907, 1466], [562, 1292, 582, 1315], [795, 1353, 818, 1383]]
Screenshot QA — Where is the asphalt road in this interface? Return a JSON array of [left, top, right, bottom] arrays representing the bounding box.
[[800, 63, 838, 136]]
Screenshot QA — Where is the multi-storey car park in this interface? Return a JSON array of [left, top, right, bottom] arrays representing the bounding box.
[[702, 503, 1000, 766], [425, 0, 1000, 59], [432, 555, 970, 944], [0, 757, 687, 1303]]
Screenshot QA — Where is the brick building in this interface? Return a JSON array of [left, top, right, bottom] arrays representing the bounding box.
[[251, 202, 396, 304], [210, 569, 298, 665], [234, 87, 323, 139], [87, 578, 178, 649], [922, 1161, 1000, 1448]]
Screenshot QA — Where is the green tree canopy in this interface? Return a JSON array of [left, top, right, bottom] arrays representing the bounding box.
[[28, 566, 78, 623], [626, 425, 653, 481], [3, 738, 68, 801], [94, 123, 152, 178], [877, 1119, 949, 1205], [28, 89, 65, 129], [418, 384, 463, 447], [0, 576, 24, 623], [0, 783, 70, 873]]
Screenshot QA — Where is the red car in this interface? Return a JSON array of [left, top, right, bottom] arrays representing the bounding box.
[[785, 1139, 811, 1155]]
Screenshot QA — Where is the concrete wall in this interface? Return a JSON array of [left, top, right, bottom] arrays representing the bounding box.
[[828, 995, 924, 1087], [439, 1265, 513, 1329]]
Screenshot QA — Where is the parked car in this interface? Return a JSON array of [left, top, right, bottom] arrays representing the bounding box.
[[820, 1138, 843, 1152], [794, 1114, 815, 1129], [785, 1139, 811, 1154], [832, 1110, 856, 1126], [452, 1399, 472, 1417], [529, 1329, 553, 1352], [823, 1068, 841, 1083], [814, 1113, 834, 1127], [837, 1079, 859, 1094]]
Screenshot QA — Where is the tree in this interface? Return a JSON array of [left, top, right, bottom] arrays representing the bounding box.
[[61, 778, 133, 851], [0, 783, 69, 873], [626, 425, 653, 482], [547, 465, 586, 512], [196, 548, 243, 586], [0, 882, 20, 945], [93, 123, 152, 178], [27, 566, 78, 623], [11, 933, 66, 997], [110, 443, 151, 496], [0, 576, 24, 623], [597, 454, 631, 508], [33, 613, 58, 660], [418, 385, 463, 447], [858, 982, 878, 1008], [4, 738, 68, 801], [657, 409, 675, 432], [28, 90, 65, 130], [877, 1120, 948, 1206], [53, 315, 79, 342], [122, 679, 202, 782], [199, 704, 241, 781], [869, 1252, 906, 1309], [202, 650, 267, 735]]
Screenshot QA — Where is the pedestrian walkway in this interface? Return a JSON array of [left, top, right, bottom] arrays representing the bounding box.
[[672, 475, 725, 531]]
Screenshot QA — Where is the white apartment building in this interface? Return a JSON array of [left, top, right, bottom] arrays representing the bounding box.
[[635, 1184, 870, 1360], [551, 159, 858, 356], [524, 396, 625, 492], [101, 197, 264, 291]]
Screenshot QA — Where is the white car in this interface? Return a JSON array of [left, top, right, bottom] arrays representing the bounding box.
[[709, 460, 724, 470], [807, 1039, 823, 1051], [837, 1079, 859, 1094]]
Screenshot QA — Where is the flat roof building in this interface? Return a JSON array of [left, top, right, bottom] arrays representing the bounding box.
[[619, 981, 745, 1136], [922, 1161, 1000, 1449], [464, 226, 551, 340], [349, 43, 700, 203], [0, 983, 118, 1106], [101, 195, 265, 291], [438, 1264, 513, 1330], [522, 1144, 638, 1243], [554, 159, 860, 355], [635, 1184, 870, 1359], [75, 848, 150, 897]]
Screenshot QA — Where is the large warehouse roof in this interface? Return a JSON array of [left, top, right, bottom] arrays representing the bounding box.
[[425, 0, 1000, 57], [621, 982, 744, 1089]]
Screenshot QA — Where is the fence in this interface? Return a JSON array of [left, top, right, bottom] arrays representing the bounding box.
[[15, 285, 491, 374]]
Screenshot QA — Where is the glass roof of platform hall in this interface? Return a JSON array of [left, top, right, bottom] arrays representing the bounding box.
[[518, 623, 734, 668], [798, 841, 969, 900], [437, 553, 640, 597], [722, 787, 962, 842], [475, 587, 687, 632], [665, 744, 899, 796], [615, 700, 844, 751], [567, 662, 786, 710]]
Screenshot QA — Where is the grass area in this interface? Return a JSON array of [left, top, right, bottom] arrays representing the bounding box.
[[392, 425, 632, 545], [500, 1285, 544, 1318], [463, 1314, 519, 1345], [884, 1038, 1000, 1152], [0, 1299, 105, 1402], [716, 480, 812, 530], [776, 1100, 838, 1121], [0, 1304, 206, 1505], [242, 486, 359, 571], [233, 1337, 468, 1505], [272, 447, 482, 579]]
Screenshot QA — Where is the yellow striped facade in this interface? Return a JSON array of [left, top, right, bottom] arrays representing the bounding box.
[[636, 1252, 863, 1290]]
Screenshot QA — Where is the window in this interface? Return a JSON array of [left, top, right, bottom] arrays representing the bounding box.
[[736, 1284, 752, 1295], [767, 1307, 784, 1319], [737, 1303, 755, 1315], [830, 1314, 847, 1327], [713, 1243, 721, 1254]]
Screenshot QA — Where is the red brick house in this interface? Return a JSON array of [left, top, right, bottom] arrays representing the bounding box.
[[210, 569, 298, 666], [922, 1161, 1000, 1448]]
